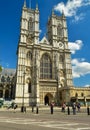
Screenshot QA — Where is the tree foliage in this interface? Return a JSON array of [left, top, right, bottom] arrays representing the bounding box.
[[0, 65, 2, 72]]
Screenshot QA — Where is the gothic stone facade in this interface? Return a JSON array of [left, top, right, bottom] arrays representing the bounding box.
[[0, 68, 16, 100], [16, 1, 89, 106]]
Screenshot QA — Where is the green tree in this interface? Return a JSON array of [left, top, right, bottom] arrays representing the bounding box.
[[0, 65, 2, 72]]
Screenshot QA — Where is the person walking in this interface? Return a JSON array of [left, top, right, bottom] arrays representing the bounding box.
[[77, 102, 81, 112], [72, 102, 76, 115], [61, 102, 66, 112], [50, 102, 55, 114], [13, 103, 18, 112]]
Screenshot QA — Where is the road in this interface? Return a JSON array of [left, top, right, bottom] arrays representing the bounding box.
[[0, 107, 90, 130]]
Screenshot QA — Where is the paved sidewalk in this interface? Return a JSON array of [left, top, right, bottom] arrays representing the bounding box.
[[0, 107, 90, 130], [0, 106, 88, 115]]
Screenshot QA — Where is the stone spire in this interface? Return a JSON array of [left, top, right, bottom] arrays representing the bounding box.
[[36, 3, 38, 10], [52, 8, 54, 15], [62, 10, 65, 18], [23, 0, 26, 8]]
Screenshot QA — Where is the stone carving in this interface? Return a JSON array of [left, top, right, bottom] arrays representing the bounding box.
[[27, 34, 33, 44]]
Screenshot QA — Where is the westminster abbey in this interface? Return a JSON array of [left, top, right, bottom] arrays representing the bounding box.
[[15, 1, 90, 106]]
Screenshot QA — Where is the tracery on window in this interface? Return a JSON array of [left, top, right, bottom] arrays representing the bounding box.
[[81, 93, 84, 97], [40, 54, 52, 79], [0, 90, 3, 98], [26, 51, 32, 60], [1, 76, 5, 82], [59, 55, 64, 62], [28, 82, 31, 93], [57, 24, 63, 37], [75, 93, 78, 97], [28, 17, 33, 33], [7, 76, 10, 82]]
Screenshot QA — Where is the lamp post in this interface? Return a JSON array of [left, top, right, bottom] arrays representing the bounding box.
[[21, 70, 26, 112], [7, 76, 11, 100]]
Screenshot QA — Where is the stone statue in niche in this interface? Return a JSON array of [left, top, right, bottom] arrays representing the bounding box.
[[60, 70, 64, 76], [27, 34, 33, 44], [60, 70, 65, 87], [26, 67, 32, 78], [60, 78, 65, 87]]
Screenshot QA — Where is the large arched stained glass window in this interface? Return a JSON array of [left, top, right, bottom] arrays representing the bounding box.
[[28, 17, 33, 33], [57, 24, 63, 37], [40, 54, 52, 79]]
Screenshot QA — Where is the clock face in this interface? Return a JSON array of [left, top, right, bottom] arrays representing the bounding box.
[[59, 42, 63, 48]]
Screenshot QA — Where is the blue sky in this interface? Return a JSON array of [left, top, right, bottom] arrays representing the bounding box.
[[0, 0, 90, 87]]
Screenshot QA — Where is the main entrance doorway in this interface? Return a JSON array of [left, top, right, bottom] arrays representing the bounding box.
[[44, 93, 53, 105], [45, 96, 49, 105]]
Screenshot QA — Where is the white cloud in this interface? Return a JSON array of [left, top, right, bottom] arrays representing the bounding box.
[[84, 84, 90, 87], [68, 40, 83, 54], [1, 62, 10, 69], [39, 29, 42, 34], [6, 63, 9, 67], [72, 58, 90, 78], [54, 0, 90, 21], [73, 13, 85, 22]]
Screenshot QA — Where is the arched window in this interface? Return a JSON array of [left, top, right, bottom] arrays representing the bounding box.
[[28, 82, 31, 93], [28, 17, 33, 32], [7, 76, 10, 82], [57, 24, 63, 38], [0, 90, 3, 98], [5, 90, 9, 99], [59, 55, 64, 62], [81, 93, 84, 97], [1, 76, 5, 82], [26, 51, 32, 60], [40, 54, 52, 79], [75, 93, 78, 97]]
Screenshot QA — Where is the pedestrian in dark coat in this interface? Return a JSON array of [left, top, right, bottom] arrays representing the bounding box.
[[72, 102, 76, 115]]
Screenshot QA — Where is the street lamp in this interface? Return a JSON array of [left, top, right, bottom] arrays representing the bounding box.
[[21, 69, 26, 112], [7, 76, 11, 100]]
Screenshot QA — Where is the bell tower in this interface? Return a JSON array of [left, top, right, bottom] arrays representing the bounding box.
[[47, 10, 68, 49], [47, 10, 57, 47], [47, 10, 73, 88], [19, 0, 39, 45], [15, 0, 40, 106]]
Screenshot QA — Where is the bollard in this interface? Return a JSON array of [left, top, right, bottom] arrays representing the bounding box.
[[24, 107, 26, 113], [87, 106, 90, 115], [21, 106, 24, 112], [32, 106, 34, 112], [36, 106, 38, 114], [67, 106, 70, 115], [51, 106, 53, 114], [21, 106, 26, 113]]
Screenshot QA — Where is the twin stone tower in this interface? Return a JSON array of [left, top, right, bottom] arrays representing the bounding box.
[[15, 1, 73, 106]]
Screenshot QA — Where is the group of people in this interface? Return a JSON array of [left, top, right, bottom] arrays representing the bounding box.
[[7, 101, 81, 114], [7, 102, 18, 111], [72, 102, 81, 114], [61, 102, 81, 114]]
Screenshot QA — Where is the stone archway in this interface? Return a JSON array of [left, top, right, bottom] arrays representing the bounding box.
[[45, 95, 49, 105], [0, 90, 3, 98], [44, 93, 53, 105], [5, 89, 9, 99]]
